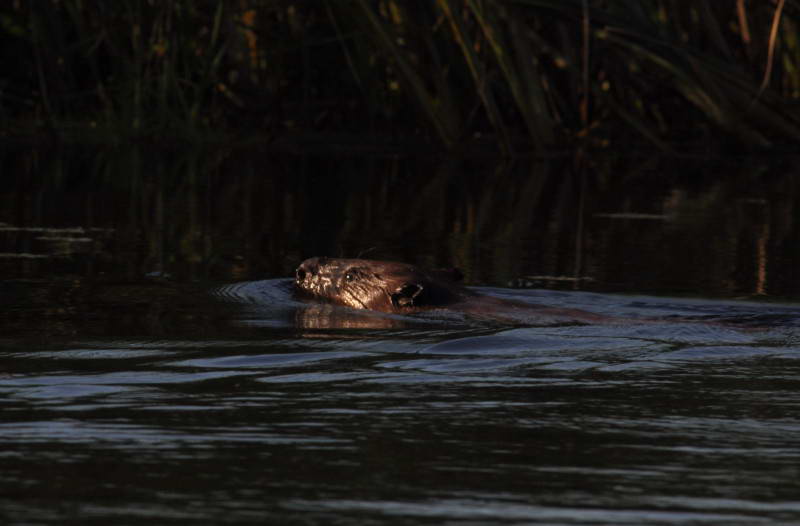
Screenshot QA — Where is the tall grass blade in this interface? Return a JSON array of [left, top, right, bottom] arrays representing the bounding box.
[[352, 0, 459, 147], [437, 0, 512, 153]]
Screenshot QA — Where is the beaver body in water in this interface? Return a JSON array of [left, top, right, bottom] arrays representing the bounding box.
[[294, 257, 610, 325]]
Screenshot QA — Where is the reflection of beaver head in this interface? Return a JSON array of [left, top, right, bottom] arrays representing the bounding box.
[[295, 257, 468, 313]]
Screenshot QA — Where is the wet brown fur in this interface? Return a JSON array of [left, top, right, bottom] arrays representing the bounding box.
[[294, 257, 610, 324], [295, 257, 470, 313]]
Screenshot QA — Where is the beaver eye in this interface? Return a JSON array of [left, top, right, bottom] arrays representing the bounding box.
[[344, 267, 360, 282]]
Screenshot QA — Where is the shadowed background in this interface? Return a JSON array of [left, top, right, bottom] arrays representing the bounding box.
[[3, 3, 800, 525]]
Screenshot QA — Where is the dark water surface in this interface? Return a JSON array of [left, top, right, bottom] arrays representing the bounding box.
[[2, 147, 800, 524]]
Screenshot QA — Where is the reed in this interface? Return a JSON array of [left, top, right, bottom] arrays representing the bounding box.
[[2, 1, 800, 152], [337, 0, 800, 151]]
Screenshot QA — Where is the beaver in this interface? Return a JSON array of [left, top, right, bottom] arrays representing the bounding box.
[[294, 257, 610, 325]]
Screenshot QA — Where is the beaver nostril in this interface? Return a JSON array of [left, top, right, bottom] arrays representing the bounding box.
[[296, 268, 306, 282]]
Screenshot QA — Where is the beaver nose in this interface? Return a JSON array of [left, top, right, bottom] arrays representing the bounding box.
[[295, 258, 319, 284]]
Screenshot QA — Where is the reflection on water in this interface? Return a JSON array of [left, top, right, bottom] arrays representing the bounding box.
[[2, 146, 800, 298], [2, 275, 800, 524], [2, 147, 800, 524]]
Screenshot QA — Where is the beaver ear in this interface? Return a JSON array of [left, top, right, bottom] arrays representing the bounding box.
[[390, 283, 423, 308]]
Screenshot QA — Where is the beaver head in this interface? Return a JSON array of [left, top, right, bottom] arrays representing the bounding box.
[[294, 257, 467, 313]]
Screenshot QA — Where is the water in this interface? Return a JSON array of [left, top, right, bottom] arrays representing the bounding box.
[[3, 148, 800, 524], [3, 276, 800, 525]]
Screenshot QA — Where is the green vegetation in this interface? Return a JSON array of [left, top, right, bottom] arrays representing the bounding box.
[[2, 1, 799, 152]]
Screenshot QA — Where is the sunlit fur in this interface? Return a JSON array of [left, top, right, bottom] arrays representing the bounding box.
[[295, 257, 456, 312], [294, 256, 612, 324]]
